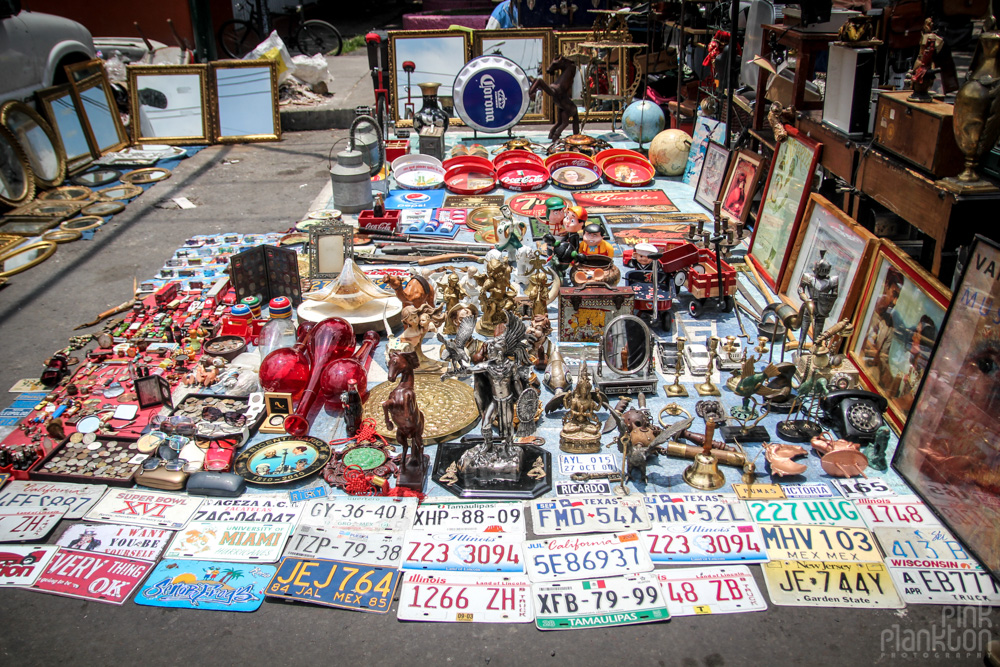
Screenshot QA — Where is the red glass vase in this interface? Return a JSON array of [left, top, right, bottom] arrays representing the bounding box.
[[321, 330, 380, 409], [283, 317, 355, 436]]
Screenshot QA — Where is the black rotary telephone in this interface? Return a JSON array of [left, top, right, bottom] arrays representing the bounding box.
[[820, 390, 888, 442]]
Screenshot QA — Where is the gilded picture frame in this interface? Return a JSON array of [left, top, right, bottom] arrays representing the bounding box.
[[389, 30, 471, 127], [472, 28, 553, 124], [127, 64, 212, 145]]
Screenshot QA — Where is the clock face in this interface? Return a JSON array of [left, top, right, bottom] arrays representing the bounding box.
[[846, 401, 881, 433]]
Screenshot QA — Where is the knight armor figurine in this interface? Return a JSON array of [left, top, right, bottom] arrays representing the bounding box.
[[797, 250, 839, 343]]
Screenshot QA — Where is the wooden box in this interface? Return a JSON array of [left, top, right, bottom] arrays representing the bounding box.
[[558, 285, 635, 343], [873, 91, 964, 178]]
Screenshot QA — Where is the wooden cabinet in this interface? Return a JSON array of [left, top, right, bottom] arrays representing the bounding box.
[[872, 92, 965, 179]]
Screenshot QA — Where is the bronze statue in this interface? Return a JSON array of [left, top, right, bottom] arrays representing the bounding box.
[[382, 346, 427, 491], [399, 303, 447, 373], [437, 273, 467, 334], [474, 257, 517, 336], [559, 363, 603, 453], [527, 54, 581, 141]]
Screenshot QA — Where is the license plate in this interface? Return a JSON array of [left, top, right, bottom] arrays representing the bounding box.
[[191, 495, 301, 524], [732, 484, 785, 500], [411, 501, 525, 534], [285, 525, 404, 568], [529, 496, 650, 535], [532, 573, 669, 630], [84, 489, 203, 530], [643, 523, 768, 564], [0, 481, 108, 520], [643, 493, 749, 524], [298, 497, 417, 532], [558, 454, 618, 475], [656, 565, 767, 616], [0, 506, 66, 542], [832, 478, 897, 499], [556, 481, 611, 496], [165, 521, 292, 562], [782, 483, 834, 499], [886, 567, 1000, 605], [31, 548, 155, 605], [745, 498, 866, 527], [398, 572, 533, 623], [523, 532, 652, 582], [0, 545, 60, 586], [875, 526, 981, 570], [55, 523, 172, 561], [401, 531, 524, 573], [856, 495, 942, 529], [762, 561, 904, 608], [758, 524, 882, 562], [266, 557, 400, 613]]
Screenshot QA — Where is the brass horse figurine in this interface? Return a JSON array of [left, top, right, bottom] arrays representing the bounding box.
[[382, 349, 426, 488], [528, 54, 581, 141]]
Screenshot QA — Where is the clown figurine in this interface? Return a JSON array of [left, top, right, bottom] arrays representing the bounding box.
[[578, 223, 614, 258]]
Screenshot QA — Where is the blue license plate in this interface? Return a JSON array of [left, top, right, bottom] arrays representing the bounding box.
[[265, 557, 400, 614]]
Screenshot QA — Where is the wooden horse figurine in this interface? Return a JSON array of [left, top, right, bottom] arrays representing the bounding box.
[[382, 348, 427, 490], [528, 54, 580, 141], [384, 273, 435, 310]]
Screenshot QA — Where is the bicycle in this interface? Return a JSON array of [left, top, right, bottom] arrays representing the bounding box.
[[217, 1, 342, 59]]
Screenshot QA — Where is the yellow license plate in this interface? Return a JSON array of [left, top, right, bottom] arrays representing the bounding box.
[[732, 484, 785, 500], [762, 561, 904, 608], [758, 524, 883, 562]]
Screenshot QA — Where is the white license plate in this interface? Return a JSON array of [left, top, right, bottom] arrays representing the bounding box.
[[411, 501, 525, 534], [875, 526, 981, 570], [299, 497, 417, 531], [762, 561, 904, 608], [0, 506, 67, 542], [533, 573, 669, 630], [0, 545, 61, 586], [165, 521, 292, 562], [745, 498, 866, 527], [656, 565, 767, 616], [886, 567, 1000, 605], [643, 523, 768, 564], [285, 525, 404, 568], [556, 481, 611, 496], [397, 572, 533, 623], [402, 531, 524, 573], [84, 489, 203, 530], [782, 483, 834, 499], [856, 495, 942, 529], [0, 481, 108, 520], [643, 493, 749, 524], [523, 532, 652, 582], [558, 454, 618, 475], [529, 496, 650, 535], [832, 478, 897, 499], [758, 524, 882, 562], [191, 495, 302, 524]]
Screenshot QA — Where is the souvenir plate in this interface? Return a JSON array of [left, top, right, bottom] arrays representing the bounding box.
[[523, 532, 652, 583], [191, 495, 301, 524], [0, 506, 67, 542], [761, 561, 904, 608], [165, 521, 292, 562], [0, 545, 60, 586], [0, 481, 108, 519], [529, 496, 650, 536], [298, 497, 417, 532], [856, 495, 943, 529], [532, 573, 668, 630], [745, 498, 866, 527], [265, 557, 400, 614], [84, 489, 202, 530], [444, 166, 497, 195], [496, 150, 544, 168], [413, 501, 525, 534], [831, 478, 897, 499], [555, 480, 611, 497], [233, 436, 331, 485], [732, 483, 785, 500], [572, 189, 678, 214], [781, 483, 835, 499], [31, 548, 154, 605], [285, 525, 405, 568], [398, 572, 533, 623], [758, 524, 882, 562], [643, 523, 768, 564], [136, 559, 276, 612], [558, 453, 618, 475], [643, 493, 750, 524], [56, 523, 172, 561], [551, 165, 601, 190], [394, 163, 445, 189], [656, 565, 767, 616], [875, 526, 981, 570], [402, 531, 523, 573], [600, 156, 655, 187], [886, 567, 1000, 605]]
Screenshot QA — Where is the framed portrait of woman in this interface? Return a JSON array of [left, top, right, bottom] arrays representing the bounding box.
[[718, 149, 763, 227]]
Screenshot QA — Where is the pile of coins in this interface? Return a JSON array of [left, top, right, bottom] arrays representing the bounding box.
[[38, 433, 143, 482]]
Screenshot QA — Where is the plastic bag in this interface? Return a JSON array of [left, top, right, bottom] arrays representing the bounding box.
[[303, 257, 394, 310], [245, 30, 293, 84], [291, 53, 330, 86]]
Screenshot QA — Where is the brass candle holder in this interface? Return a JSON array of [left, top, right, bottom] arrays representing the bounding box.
[[695, 336, 721, 397], [664, 336, 688, 398]]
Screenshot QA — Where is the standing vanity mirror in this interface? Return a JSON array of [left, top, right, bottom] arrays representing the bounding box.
[[597, 315, 657, 395], [389, 30, 470, 126], [0, 125, 36, 208], [36, 85, 93, 175], [0, 101, 66, 189], [67, 61, 128, 157]]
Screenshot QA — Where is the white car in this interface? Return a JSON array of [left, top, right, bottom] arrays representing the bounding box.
[[0, 0, 95, 103]]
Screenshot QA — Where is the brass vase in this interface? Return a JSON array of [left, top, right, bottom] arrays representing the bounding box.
[[943, 32, 1000, 192]]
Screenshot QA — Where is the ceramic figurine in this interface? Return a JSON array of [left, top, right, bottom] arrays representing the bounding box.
[[399, 304, 447, 373], [869, 424, 891, 472], [382, 346, 427, 490], [385, 273, 435, 310], [542, 204, 587, 284], [343, 379, 363, 437], [578, 223, 615, 258], [474, 257, 518, 336], [908, 19, 943, 103]]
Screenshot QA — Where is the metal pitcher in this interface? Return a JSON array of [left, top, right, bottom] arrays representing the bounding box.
[[329, 114, 384, 214]]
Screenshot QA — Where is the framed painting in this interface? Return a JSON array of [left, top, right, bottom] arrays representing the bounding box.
[[682, 116, 726, 185], [848, 239, 951, 431], [473, 29, 552, 123], [389, 30, 471, 126], [718, 148, 764, 227], [892, 235, 1000, 579], [747, 126, 822, 291], [693, 141, 729, 212]]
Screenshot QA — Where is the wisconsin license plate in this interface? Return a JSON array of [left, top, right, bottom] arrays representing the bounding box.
[[411, 501, 525, 534], [762, 561, 904, 608], [856, 496, 942, 529], [523, 532, 652, 583], [886, 567, 1000, 605], [875, 526, 981, 571], [397, 572, 533, 623], [299, 497, 417, 532], [832, 478, 896, 499], [401, 531, 523, 573], [532, 573, 669, 630], [529, 496, 650, 535], [656, 565, 767, 616], [643, 493, 749, 524], [266, 557, 400, 613], [758, 525, 882, 562], [642, 523, 768, 564], [745, 498, 866, 527], [285, 525, 404, 568]]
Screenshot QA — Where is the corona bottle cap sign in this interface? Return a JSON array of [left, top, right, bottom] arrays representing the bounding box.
[[453, 56, 530, 133]]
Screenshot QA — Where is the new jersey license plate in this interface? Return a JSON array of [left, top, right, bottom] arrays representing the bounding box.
[[642, 523, 768, 564], [886, 567, 1000, 605], [643, 494, 749, 524], [762, 561, 904, 608], [529, 496, 650, 535], [266, 557, 400, 614], [856, 496, 942, 529], [298, 497, 417, 532], [533, 573, 669, 630], [285, 525, 405, 568], [523, 532, 652, 583], [656, 565, 767, 616], [758, 524, 882, 562], [411, 501, 525, 534], [397, 572, 533, 623], [402, 531, 524, 573], [745, 498, 866, 527]]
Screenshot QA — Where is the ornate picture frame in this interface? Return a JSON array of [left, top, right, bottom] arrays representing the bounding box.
[[693, 140, 729, 212], [210, 60, 281, 143], [718, 148, 764, 227], [127, 64, 212, 145], [389, 30, 471, 127], [308, 223, 353, 280], [473, 29, 553, 124]]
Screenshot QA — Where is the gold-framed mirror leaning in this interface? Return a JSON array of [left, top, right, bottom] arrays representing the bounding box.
[[210, 60, 281, 143], [127, 64, 211, 145], [68, 62, 129, 157], [65, 59, 104, 84], [35, 84, 93, 175], [472, 29, 553, 124], [0, 240, 57, 278], [389, 30, 471, 127], [0, 125, 36, 209], [555, 32, 624, 123], [0, 101, 66, 190]]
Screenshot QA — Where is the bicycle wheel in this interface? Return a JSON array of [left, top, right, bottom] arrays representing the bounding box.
[[296, 19, 342, 56], [218, 19, 262, 59]]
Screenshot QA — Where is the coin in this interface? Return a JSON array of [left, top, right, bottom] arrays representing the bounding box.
[[69, 433, 83, 444]]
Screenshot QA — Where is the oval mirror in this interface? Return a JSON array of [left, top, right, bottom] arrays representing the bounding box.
[[0, 101, 66, 189], [71, 167, 120, 187], [0, 126, 36, 208], [0, 240, 56, 278], [604, 315, 651, 376]]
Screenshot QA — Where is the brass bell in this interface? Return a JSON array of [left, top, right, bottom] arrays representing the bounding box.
[[683, 452, 726, 490]]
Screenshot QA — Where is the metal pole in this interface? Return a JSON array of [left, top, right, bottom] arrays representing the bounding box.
[[188, 0, 216, 62], [677, 0, 685, 126], [726, 0, 738, 148]]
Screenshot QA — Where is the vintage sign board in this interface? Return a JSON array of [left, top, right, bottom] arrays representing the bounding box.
[[401, 531, 523, 573], [56, 523, 171, 561], [85, 489, 203, 530], [745, 498, 867, 527], [761, 560, 905, 608], [0, 545, 60, 586], [298, 497, 417, 532], [529, 496, 650, 536], [136, 559, 276, 612], [398, 572, 533, 623], [656, 565, 768, 616], [190, 495, 301, 524], [412, 501, 525, 534], [285, 525, 405, 569], [643, 494, 750, 524], [759, 524, 883, 563], [523, 532, 653, 583], [0, 506, 67, 542], [572, 189, 679, 214], [31, 548, 154, 605], [165, 521, 292, 562], [0, 481, 108, 519], [265, 557, 400, 614], [643, 523, 768, 564], [532, 573, 669, 630]]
